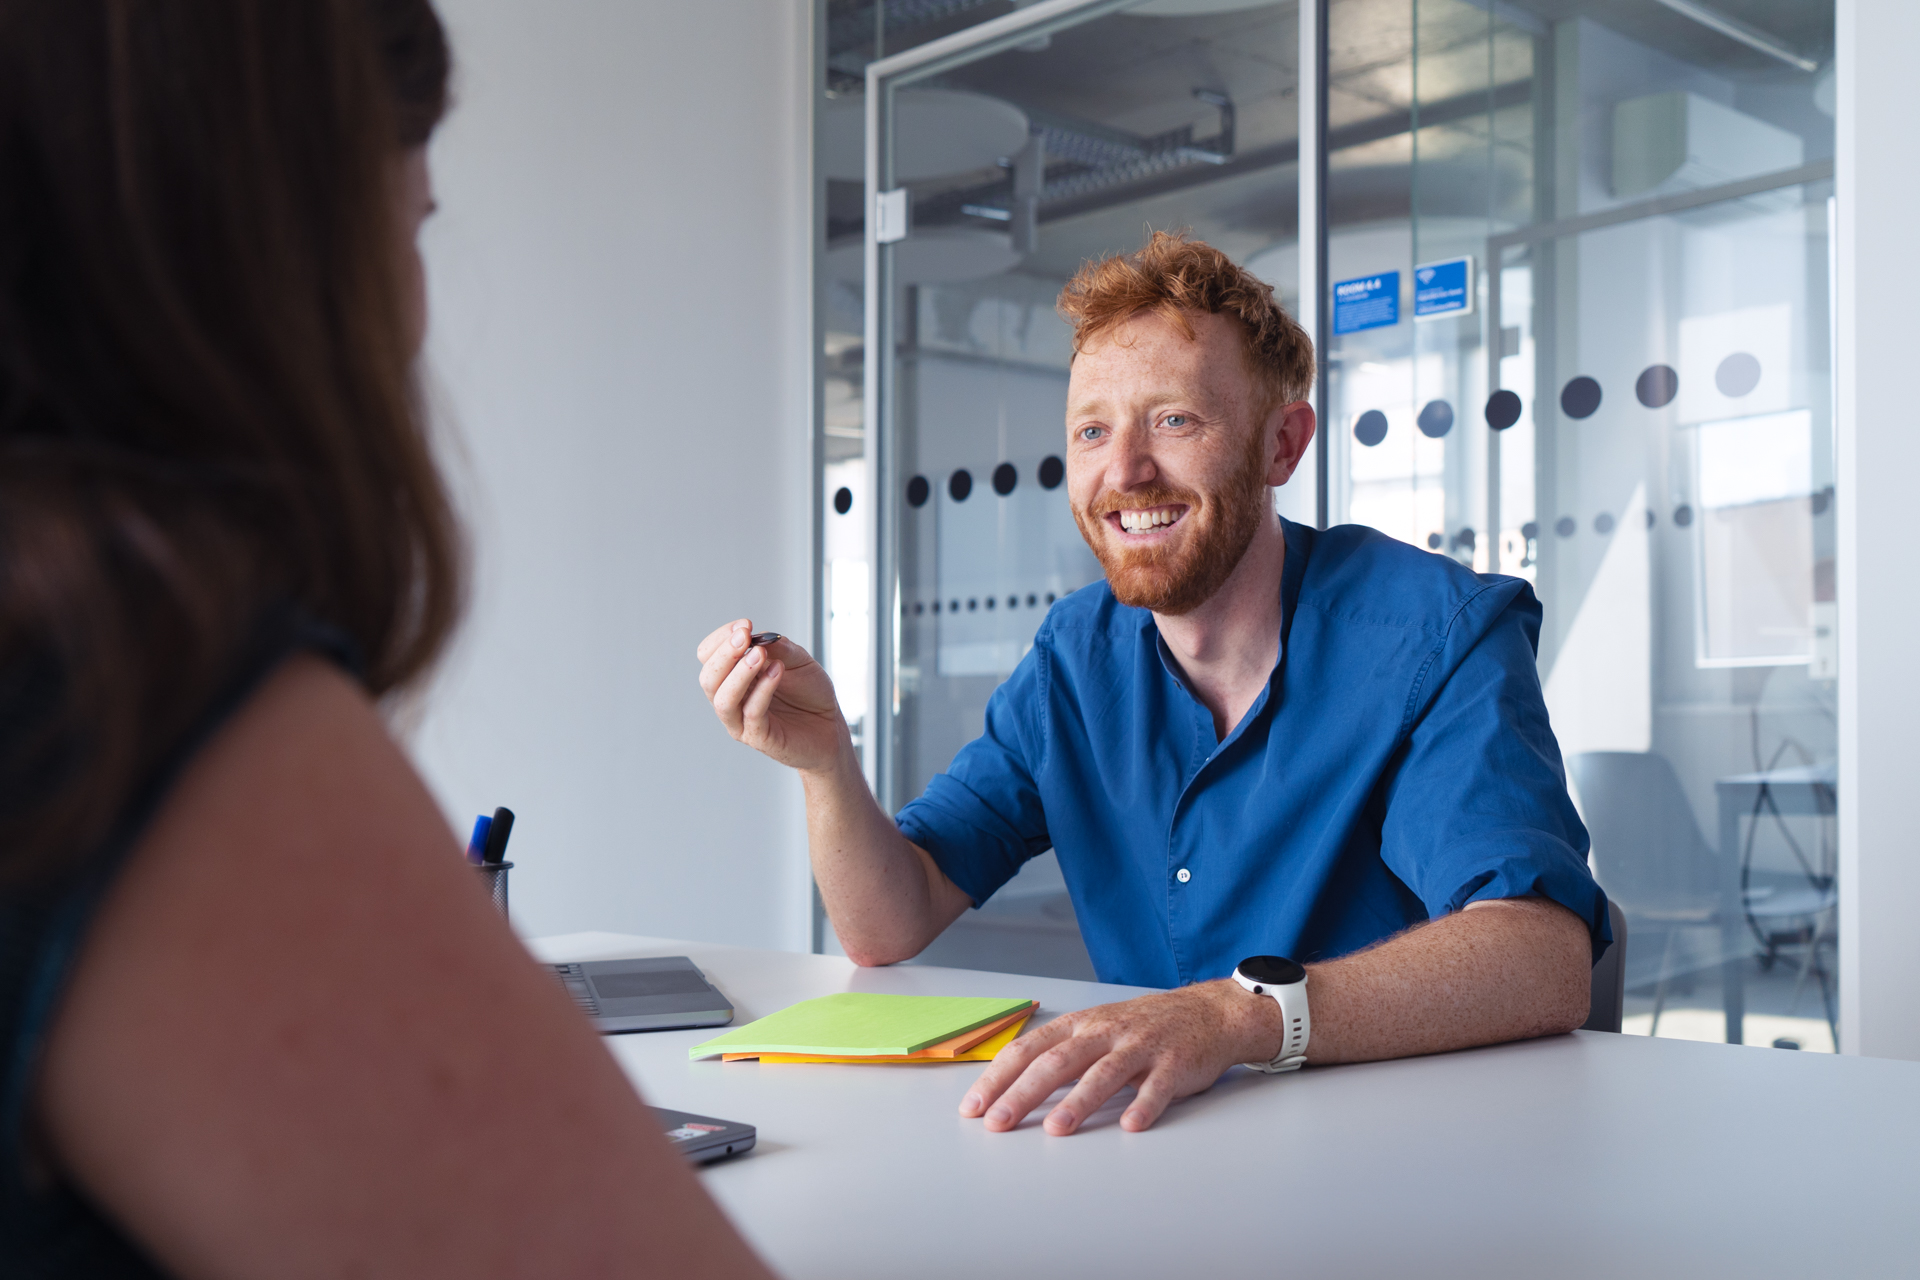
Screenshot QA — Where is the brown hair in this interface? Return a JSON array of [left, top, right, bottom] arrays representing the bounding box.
[[1057, 230, 1315, 411], [369, 0, 453, 147], [0, 0, 458, 885]]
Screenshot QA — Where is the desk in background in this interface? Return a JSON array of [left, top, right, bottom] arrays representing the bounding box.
[[1715, 763, 1837, 1044], [533, 931, 1918, 1279]]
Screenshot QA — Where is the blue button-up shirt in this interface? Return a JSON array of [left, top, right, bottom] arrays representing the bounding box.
[[896, 518, 1609, 990]]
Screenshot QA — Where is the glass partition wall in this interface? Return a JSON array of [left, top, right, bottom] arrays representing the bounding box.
[[831, 0, 1837, 1048], [1322, 0, 1837, 1048]]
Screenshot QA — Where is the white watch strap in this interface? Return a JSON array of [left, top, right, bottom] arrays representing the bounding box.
[[1237, 970, 1309, 1073]]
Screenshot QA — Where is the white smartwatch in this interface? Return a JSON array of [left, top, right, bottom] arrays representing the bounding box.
[[1232, 955, 1310, 1073]]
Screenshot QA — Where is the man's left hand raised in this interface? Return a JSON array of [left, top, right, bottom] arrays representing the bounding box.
[[957, 980, 1283, 1135]]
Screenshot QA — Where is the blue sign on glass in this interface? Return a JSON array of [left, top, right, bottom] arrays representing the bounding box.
[[1413, 256, 1474, 320], [1333, 272, 1399, 335]]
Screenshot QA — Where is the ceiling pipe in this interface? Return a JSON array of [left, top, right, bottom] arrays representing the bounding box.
[[1653, 0, 1820, 74]]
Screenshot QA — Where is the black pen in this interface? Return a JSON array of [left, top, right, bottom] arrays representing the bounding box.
[[481, 806, 515, 865], [749, 632, 781, 648]]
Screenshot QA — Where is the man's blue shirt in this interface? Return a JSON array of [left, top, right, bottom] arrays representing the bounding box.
[[895, 518, 1610, 990]]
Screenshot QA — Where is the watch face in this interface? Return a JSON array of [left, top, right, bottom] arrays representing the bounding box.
[[1238, 955, 1305, 986]]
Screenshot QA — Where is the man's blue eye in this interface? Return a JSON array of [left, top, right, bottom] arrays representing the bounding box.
[[1165, 414, 1188, 427], [1080, 426, 1102, 441]]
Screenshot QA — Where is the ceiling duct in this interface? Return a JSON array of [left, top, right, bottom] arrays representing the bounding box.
[[923, 89, 1234, 224], [1612, 91, 1804, 218]]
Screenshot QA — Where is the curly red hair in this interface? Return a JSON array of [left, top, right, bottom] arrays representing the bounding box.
[[1056, 230, 1315, 410]]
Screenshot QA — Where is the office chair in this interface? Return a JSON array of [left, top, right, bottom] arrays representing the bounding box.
[[1570, 751, 1836, 1042], [1581, 900, 1628, 1033]]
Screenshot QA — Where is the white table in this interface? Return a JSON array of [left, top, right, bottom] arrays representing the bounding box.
[[532, 931, 1920, 1279]]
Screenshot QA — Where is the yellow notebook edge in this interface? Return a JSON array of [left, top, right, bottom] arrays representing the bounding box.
[[691, 996, 1036, 1061], [719, 1002, 1035, 1063], [743, 1012, 1034, 1064]]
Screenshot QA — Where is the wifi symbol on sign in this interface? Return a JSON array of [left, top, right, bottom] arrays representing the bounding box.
[[1417, 268, 1435, 285]]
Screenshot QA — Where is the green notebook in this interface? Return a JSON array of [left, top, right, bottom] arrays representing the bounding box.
[[689, 992, 1034, 1059]]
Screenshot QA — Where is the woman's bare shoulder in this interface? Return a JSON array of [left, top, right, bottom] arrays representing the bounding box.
[[35, 656, 773, 1279]]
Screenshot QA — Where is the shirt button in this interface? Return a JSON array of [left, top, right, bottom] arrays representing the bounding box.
[[1176, 868, 1191, 884]]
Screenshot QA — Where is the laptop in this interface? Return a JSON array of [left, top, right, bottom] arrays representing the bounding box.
[[548, 955, 734, 1034], [654, 1107, 757, 1163]]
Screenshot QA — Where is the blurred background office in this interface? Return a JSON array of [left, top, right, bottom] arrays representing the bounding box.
[[410, 0, 1920, 1064]]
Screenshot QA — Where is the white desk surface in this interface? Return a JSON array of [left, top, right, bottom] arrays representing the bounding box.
[[531, 931, 1920, 1279], [1717, 762, 1838, 788]]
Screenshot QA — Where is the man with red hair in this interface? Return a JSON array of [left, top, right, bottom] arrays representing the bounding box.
[[699, 232, 1608, 1137]]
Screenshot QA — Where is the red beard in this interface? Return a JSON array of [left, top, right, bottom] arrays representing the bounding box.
[[1071, 426, 1271, 616]]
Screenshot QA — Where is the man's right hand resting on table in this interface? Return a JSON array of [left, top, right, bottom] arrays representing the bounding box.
[[697, 232, 1607, 1138]]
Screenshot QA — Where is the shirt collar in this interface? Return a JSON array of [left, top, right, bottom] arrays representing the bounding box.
[[1148, 516, 1315, 737]]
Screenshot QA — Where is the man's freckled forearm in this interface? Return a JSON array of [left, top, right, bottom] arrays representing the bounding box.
[[1301, 899, 1591, 1065]]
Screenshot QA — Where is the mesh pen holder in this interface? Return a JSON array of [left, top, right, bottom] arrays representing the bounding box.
[[475, 861, 512, 917]]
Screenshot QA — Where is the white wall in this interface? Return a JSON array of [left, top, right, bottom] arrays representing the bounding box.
[[410, 0, 817, 950], [1837, 0, 1920, 1059]]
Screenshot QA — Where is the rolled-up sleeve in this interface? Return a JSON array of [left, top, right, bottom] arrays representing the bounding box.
[[894, 645, 1053, 907], [1377, 587, 1614, 962]]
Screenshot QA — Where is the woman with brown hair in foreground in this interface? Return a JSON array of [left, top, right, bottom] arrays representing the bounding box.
[[0, 1, 775, 1275]]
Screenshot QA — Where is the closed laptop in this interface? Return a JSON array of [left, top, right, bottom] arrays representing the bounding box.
[[549, 955, 734, 1034]]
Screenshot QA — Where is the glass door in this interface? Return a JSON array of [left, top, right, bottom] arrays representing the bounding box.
[[1325, 0, 1837, 1047], [852, 0, 1305, 976]]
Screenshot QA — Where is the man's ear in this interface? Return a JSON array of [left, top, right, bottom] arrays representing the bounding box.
[[1266, 400, 1317, 486]]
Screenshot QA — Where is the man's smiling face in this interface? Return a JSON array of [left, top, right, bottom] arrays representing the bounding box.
[[1065, 309, 1277, 615]]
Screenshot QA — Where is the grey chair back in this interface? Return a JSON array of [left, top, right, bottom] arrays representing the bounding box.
[[1581, 899, 1628, 1033], [1569, 752, 1718, 913]]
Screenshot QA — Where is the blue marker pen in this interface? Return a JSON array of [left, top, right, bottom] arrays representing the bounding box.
[[466, 814, 493, 864]]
